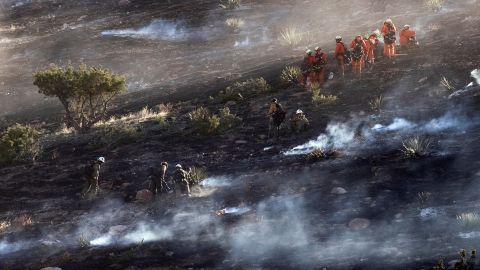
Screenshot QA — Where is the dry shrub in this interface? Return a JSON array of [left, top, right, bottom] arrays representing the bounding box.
[[189, 107, 221, 135], [417, 192, 432, 204], [305, 148, 339, 163], [218, 107, 243, 132], [91, 123, 142, 149], [280, 27, 303, 47], [188, 167, 208, 185], [219, 0, 241, 10], [425, 0, 444, 12], [401, 136, 432, 158], [280, 66, 302, 86], [78, 234, 91, 248], [12, 214, 33, 227], [0, 220, 11, 233], [440, 76, 455, 92], [457, 213, 480, 227]]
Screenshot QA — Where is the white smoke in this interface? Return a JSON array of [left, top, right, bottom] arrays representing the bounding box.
[[472, 69, 480, 85], [285, 112, 472, 156], [201, 176, 232, 187], [0, 240, 30, 255]]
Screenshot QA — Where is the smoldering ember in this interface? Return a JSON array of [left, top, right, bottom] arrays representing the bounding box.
[[1, 1, 480, 270]]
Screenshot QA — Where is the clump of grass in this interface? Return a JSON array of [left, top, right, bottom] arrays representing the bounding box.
[[188, 167, 208, 185], [91, 123, 142, 149], [401, 136, 432, 158], [279, 27, 303, 47], [457, 213, 480, 227], [440, 76, 455, 92], [219, 0, 241, 10], [0, 220, 11, 233], [101, 104, 172, 126], [311, 83, 338, 105], [78, 234, 91, 248], [425, 0, 444, 12], [225, 18, 245, 31], [280, 65, 302, 86], [369, 95, 384, 112], [218, 77, 271, 102], [417, 192, 432, 204], [12, 214, 33, 227]]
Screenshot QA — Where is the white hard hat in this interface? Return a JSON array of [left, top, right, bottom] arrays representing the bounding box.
[[335, 36, 342, 40], [404, 24, 410, 28], [296, 109, 304, 114], [97, 157, 105, 163], [175, 164, 182, 169], [314, 46, 321, 51], [385, 19, 392, 23], [305, 49, 312, 54], [373, 29, 381, 36]]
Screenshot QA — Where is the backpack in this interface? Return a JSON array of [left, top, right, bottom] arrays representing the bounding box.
[[384, 31, 396, 44], [272, 104, 286, 127], [352, 41, 364, 60], [84, 161, 94, 177], [316, 52, 326, 65], [340, 42, 352, 64]]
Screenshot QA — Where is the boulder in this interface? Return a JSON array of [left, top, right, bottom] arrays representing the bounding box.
[[348, 218, 370, 230], [135, 189, 153, 202], [331, 187, 348, 195]]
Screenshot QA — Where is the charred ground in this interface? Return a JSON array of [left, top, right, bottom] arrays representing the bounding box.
[[1, 0, 480, 270]]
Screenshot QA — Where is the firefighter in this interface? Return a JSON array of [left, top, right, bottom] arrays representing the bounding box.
[[82, 157, 105, 198], [350, 35, 368, 74], [399, 24, 417, 49], [149, 162, 169, 195], [467, 249, 476, 270], [366, 31, 380, 64], [381, 19, 397, 58], [300, 49, 317, 87], [173, 164, 190, 197], [290, 109, 310, 133], [267, 98, 286, 139], [314, 47, 328, 85], [333, 36, 347, 77]]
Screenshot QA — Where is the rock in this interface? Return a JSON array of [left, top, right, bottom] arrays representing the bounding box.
[[118, 0, 131, 6], [135, 189, 153, 202], [348, 218, 370, 230], [41, 268, 62, 270], [418, 77, 428, 83], [394, 213, 403, 219], [331, 187, 348, 195], [225, 101, 237, 107], [259, 134, 267, 140], [235, 140, 248, 144], [166, 251, 174, 257], [109, 225, 128, 235]]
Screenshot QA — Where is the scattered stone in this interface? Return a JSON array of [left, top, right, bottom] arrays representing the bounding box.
[[225, 101, 236, 107], [235, 140, 248, 144], [331, 187, 348, 195], [348, 218, 370, 230], [118, 0, 131, 6], [259, 134, 267, 140], [166, 251, 174, 257], [135, 189, 153, 202]]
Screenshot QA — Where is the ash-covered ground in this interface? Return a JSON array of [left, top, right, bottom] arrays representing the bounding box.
[[1, 0, 480, 269]]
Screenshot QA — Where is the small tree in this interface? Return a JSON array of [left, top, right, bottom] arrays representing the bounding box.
[[34, 65, 127, 132]]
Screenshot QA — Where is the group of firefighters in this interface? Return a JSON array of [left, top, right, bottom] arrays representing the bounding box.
[[82, 158, 193, 199], [301, 18, 417, 86]]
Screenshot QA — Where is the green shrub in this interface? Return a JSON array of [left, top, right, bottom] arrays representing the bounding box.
[[0, 124, 41, 166], [280, 66, 302, 86], [189, 107, 221, 135], [219, 107, 242, 132], [218, 78, 271, 102]]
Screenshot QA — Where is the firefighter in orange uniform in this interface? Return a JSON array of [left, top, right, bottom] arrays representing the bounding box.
[[314, 47, 328, 85], [381, 19, 397, 58], [350, 35, 368, 74], [333, 36, 347, 77], [399, 25, 417, 49]]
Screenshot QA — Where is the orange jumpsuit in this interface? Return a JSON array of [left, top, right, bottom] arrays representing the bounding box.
[[334, 42, 346, 77], [400, 28, 416, 47], [350, 39, 368, 74], [367, 34, 379, 64], [300, 55, 317, 87], [381, 23, 397, 58], [314, 51, 328, 85]]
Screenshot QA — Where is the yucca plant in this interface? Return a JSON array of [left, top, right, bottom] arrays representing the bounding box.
[[457, 213, 480, 227], [440, 76, 455, 92], [311, 84, 338, 105], [425, 0, 444, 12], [280, 27, 303, 47], [280, 65, 302, 86], [401, 136, 432, 158], [225, 18, 245, 31]]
